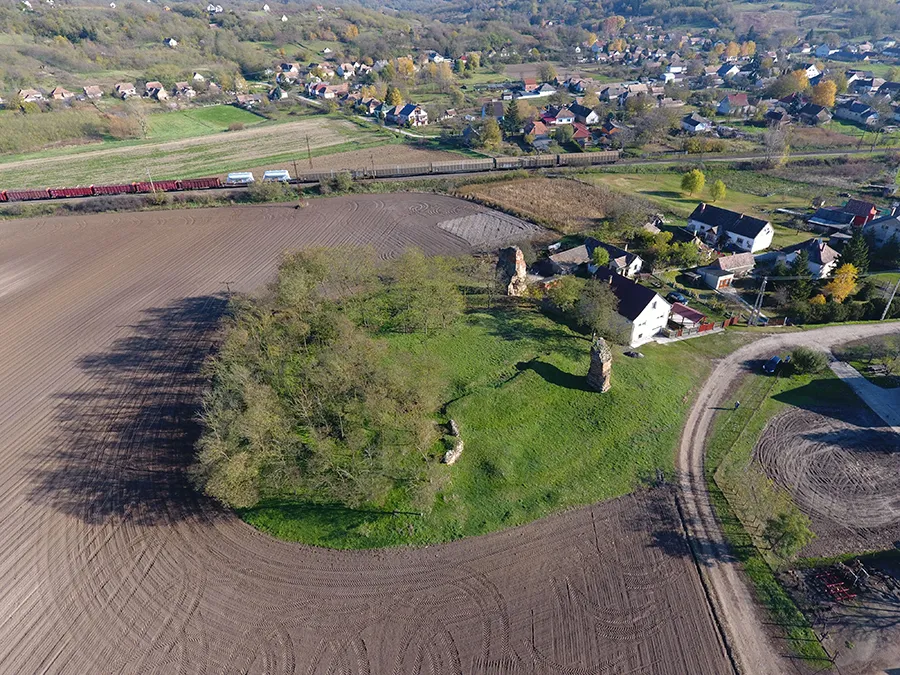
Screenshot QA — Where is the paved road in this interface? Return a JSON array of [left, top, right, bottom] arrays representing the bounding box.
[[677, 322, 900, 675], [830, 358, 900, 431]]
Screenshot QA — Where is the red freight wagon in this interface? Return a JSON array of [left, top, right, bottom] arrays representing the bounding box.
[[92, 184, 134, 195], [0, 192, 7, 202], [133, 180, 180, 193], [49, 187, 94, 198], [5, 189, 50, 201], [180, 177, 221, 190]]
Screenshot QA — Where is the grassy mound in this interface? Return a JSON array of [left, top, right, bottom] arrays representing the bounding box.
[[240, 307, 746, 548]]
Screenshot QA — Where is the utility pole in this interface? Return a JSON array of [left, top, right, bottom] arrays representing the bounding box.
[[221, 280, 235, 297], [306, 134, 313, 168], [146, 169, 156, 193], [291, 157, 299, 180], [881, 277, 900, 321], [750, 276, 768, 326]]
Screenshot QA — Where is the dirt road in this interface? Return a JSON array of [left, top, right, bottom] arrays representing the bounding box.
[[0, 196, 730, 673], [677, 323, 900, 675]]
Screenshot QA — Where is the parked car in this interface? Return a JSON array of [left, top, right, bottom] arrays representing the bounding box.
[[666, 291, 689, 304], [762, 355, 782, 374]]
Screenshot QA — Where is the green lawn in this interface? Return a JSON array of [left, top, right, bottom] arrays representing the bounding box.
[[240, 306, 749, 548], [145, 105, 266, 141]]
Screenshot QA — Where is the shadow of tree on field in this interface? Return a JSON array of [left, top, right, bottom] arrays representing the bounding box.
[[28, 295, 231, 527]]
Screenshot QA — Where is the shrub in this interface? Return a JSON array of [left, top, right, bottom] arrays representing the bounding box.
[[227, 122, 245, 132], [247, 180, 292, 202], [790, 347, 828, 375]]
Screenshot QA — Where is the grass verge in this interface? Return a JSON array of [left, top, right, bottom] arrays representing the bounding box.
[[704, 369, 851, 667]]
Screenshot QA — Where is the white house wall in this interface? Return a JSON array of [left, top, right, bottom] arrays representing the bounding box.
[[628, 296, 671, 346]]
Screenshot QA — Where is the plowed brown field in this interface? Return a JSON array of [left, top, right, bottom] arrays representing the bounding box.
[[0, 195, 730, 674]]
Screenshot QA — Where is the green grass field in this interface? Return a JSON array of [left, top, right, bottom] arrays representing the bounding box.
[[583, 171, 812, 221], [145, 106, 266, 141], [240, 306, 749, 548], [0, 114, 393, 188]]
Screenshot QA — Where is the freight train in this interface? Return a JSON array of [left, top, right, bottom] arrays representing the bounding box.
[[0, 176, 222, 202], [0, 151, 619, 203]]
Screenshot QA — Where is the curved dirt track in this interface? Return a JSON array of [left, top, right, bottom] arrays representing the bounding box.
[[0, 196, 731, 674], [677, 321, 900, 675]]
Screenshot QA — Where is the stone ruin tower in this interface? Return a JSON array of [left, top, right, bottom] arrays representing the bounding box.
[[497, 246, 528, 297], [587, 336, 612, 392]]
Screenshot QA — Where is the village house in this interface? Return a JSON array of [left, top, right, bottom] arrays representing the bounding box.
[[18, 88, 43, 103], [114, 82, 137, 99], [524, 119, 551, 149], [571, 122, 592, 147], [717, 63, 740, 80], [544, 244, 591, 276], [337, 63, 355, 79], [192, 72, 206, 82], [586, 238, 644, 277], [173, 82, 196, 98], [687, 203, 774, 253], [797, 103, 832, 125], [481, 100, 505, 121], [717, 93, 750, 115], [681, 112, 712, 133], [541, 106, 575, 126], [596, 269, 671, 347], [698, 252, 755, 290], [268, 87, 288, 101], [144, 81, 168, 100], [839, 198, 878, 226], [777, 238, 840, 278], [164, 37, 178, 48], [568, 102, 599, 125], [235, 93, 262, 108], [795, 63, 821, 80], [359, 96, 382, 115], [808, 207, 855, 232], [835, 100, 878, 126], [863, 211, 900, 247], [82, 85, 103, 100], [388, 103, 428, 127], [49, 86, 75, 101], [764, 108, 792, 127], [308, 82, 349, 99]]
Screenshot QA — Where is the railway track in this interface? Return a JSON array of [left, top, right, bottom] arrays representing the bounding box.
[[0, 151, 620, 205]]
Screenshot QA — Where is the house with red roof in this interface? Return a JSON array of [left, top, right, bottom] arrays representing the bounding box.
[[838, 198, 878, 226], [717, 92, 750, 115]]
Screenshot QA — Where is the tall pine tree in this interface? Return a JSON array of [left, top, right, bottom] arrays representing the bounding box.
[[841, 228, 870, 274], [790, 249, 813, 301], [503, 98, 523, 134]]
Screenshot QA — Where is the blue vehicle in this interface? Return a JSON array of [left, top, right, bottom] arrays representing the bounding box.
[[762, 356, 782, 374]]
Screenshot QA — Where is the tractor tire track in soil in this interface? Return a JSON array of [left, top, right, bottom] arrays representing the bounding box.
[[1, 195, 727, 674], [754, 408, 900, 557], [676, 321, 900, 675]]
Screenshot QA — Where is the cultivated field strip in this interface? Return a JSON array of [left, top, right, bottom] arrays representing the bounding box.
[[0, 195, 729, 673]]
